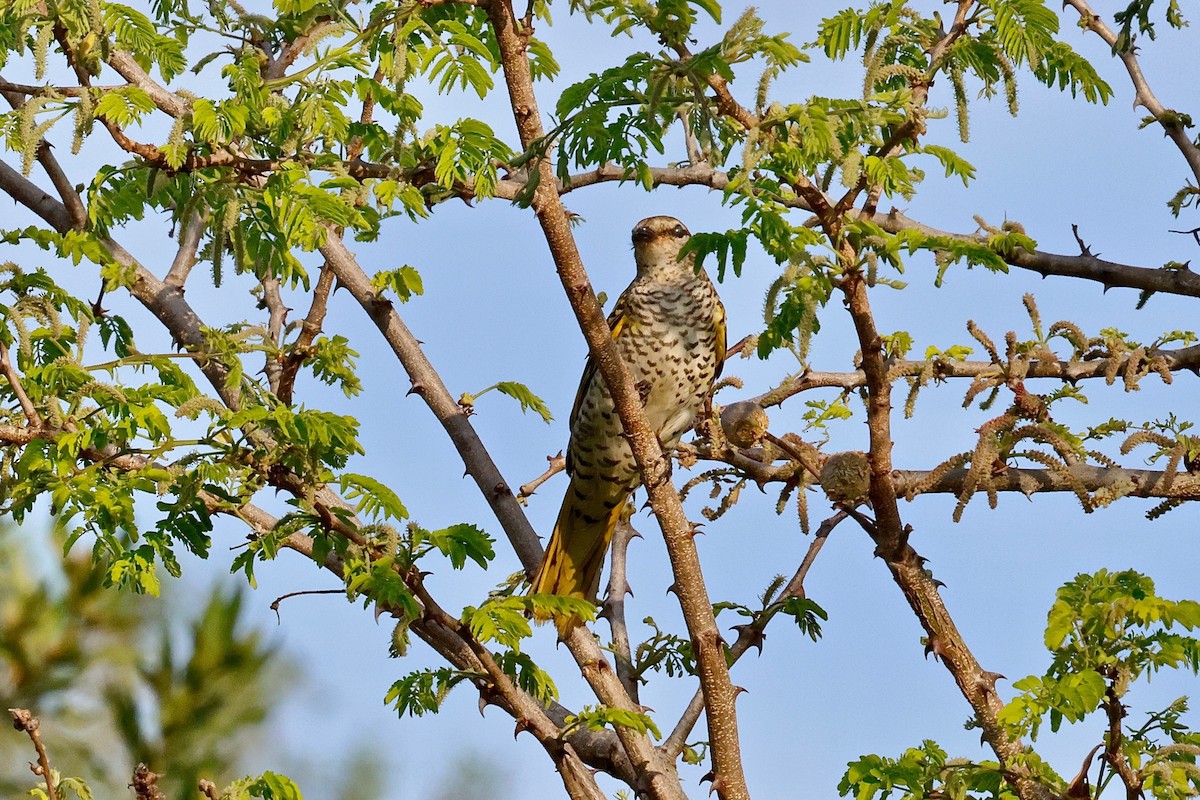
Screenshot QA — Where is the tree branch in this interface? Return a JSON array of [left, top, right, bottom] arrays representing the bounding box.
[[0, 341, 42, 426], [260, 275, 288, 395], [1062, 0, 1200, 186], [602, 520, 640, 703], [316, 229, 668, 790], [488, 1, 747, 796], [517, 451, 565, 504], [878, 536, 1054, 800], [277, 263, 336, 406], [164, 208, 207, 289], [662, 511, 845, 761], [750, 343, 1200, 409], [864, 208, 1200, 299], [8, 708, 58, 800], [317, 230, 543, 573]]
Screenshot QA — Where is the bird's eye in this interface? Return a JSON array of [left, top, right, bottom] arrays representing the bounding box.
[[672, 224, 688, 238], [633, 226, 652, 242]]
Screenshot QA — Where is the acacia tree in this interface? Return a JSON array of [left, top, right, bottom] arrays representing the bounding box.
[[0, 0, 1198, 798]]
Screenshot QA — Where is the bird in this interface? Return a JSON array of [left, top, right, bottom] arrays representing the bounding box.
[[531, 216, 726, 631]]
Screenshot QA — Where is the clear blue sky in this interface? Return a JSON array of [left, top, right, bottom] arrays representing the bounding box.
[[5, 2, 1199, 797]]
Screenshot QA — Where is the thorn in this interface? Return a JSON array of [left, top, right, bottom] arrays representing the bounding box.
[[513, 717, 531, 738], [478, 696, 489, 716], [924, 635, 947, 662], [665, 582, 680, 597], [1067, 744, 1103, 799], [406, 382, 426, 397], [976, 670, 1006, 698], [731, 623, 767, 654], [732, 684, 748, 697], [699, 770, 715, 786]]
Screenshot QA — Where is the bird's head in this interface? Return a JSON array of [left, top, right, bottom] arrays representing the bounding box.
[[631, 216, 695, 279]]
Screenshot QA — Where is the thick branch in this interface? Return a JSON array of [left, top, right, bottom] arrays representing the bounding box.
[[696, 441, 1200, 501], [751, 344, 1200, 408], [865, 208, 1200, 299], [883, 542, 1054, 800], [839, 267, 907, 557], [317, 230, 543, 573], [602, 521, 640, 703], [165, 209, 207, 288], [316, 230, 660, 787], [0, 341, 41, 426], [488, 1, 747, 796]]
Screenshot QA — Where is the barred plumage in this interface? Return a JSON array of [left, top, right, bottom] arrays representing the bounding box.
[[531, 217, 726, 631]]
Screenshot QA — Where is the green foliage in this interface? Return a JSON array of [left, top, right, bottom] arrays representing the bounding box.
[[1113, 0, 1189, 53], [563, 705, 662, 740], [371, 265, 425, 302], [1042, 569, 1200, 683], [413, 522, 496, 570], [385, 667, 471, 717], [0, 528, 291, 800], [460, 381, 553, 423], [634, 616, 697, 679], [0, 0, 1194, 796], [839, 740, 1019, 800], [1001, 570, 1200, 741], [221, 771, 305, 800]]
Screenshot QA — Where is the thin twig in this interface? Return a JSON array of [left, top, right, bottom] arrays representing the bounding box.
[[662, 511, 845, 759], [165, 208, 208, 288], [277, 263, 335, 406], [9, 709, 58, 800], [260, 276, 289, 394], [518, 451, 566, 503], [763, 432, 822, 481], [269, 588, 345, 622], [602, 520, 641, 703]]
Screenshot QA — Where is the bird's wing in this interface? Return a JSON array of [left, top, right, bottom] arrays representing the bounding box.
[[713, 298, 727, 381], [567, 289, 631, 433]]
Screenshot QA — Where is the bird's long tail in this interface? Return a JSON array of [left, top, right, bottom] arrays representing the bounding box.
[[530, 480, 628, 637]]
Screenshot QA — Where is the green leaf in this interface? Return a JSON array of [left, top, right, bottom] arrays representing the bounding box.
[[493, 381, 554, 423], [338, 473, 409, 522], [564, 705, 662, 739], [385, 668, 467, 716], [417, 523, 495, 569], [372, 266, 425, 302], [249, 772, 303, 800], [95, 87, 156, 127]]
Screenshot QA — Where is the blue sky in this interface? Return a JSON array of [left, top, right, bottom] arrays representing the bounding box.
[[4, 1, 1200, 797]]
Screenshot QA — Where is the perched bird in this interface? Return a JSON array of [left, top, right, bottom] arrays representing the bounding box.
[[531, 216, 726, 626]]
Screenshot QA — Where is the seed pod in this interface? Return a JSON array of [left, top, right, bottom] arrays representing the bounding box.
[[719, 401, 770, 448], [819, 451, 872, 505]]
